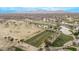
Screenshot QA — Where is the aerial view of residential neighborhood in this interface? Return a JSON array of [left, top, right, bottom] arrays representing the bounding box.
[[0, 7, 79, 51]]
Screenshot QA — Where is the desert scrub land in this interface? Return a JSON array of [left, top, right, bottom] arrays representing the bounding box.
[[0, 20, 42, 50], [0, 20, 42, 40]]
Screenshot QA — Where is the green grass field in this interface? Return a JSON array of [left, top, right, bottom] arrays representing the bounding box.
[[52, 32, 74, 47], [64, 47, 77, 51], [15, 47, 24, 51], [25, 30, 53, 47]]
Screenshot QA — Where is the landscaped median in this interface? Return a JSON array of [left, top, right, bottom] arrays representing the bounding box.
[[52, 32, 74, 47], [24, 30, 53, 47]]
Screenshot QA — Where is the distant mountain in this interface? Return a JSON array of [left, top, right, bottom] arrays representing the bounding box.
[[0, 7, 79, 14], [30, 10, 66, 13]]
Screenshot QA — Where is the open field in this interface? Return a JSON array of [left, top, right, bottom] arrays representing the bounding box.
[[0, 20, 42, 40], [0, 20, 43, 50], [52, 32, 74, 47], [25, 30, 53, 47]]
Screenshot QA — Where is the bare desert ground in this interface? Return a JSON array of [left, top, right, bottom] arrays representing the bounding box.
[[0, 20, 42, 50], [0, 20, 42, 39]]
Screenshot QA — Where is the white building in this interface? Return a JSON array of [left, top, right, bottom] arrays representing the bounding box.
[[60, 26, 72, 35]]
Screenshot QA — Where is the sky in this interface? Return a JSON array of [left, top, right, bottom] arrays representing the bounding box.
[[0, 7, 79, 13], [0, 0, 79, 13]]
